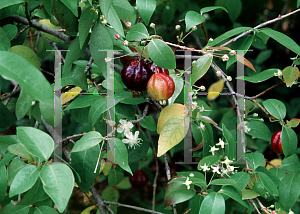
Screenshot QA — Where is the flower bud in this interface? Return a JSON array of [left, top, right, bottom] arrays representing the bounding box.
[[123, 40, 129, 46], [222, 54, 229, 61], [192, 26, 197, 31], [126, 22, 131, 27], [150, 23, 155, 28], [229, 50, 236, 55], [114, 34, 120, 39], [175, 25, 180, 31]]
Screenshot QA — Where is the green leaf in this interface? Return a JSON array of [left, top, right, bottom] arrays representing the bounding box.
[[0, 52, 53, 104], [19, 178, 49, 205], [206, 27, 252, 47], [255, 49, 273, 64], [0, 102, 15, 130], [72, 144, 100, 193], [39, 96, 60, 127], [112, 0, 135, 19], [0, 152, 17, 169], [245, 152, 265, 170], [99, 0, 113, 18], [108, 138, 132, 175], [260, 28, 300, 55], [62, 65, 88, 90], [198, 155, 221, 169], [0, 135, 19, 155], [0, 203, 31, 214], [242, 189, 259, 200], [257, 171, 278, 197], [278, 173, 300, 209], [10, 45, 41, 68], [16, 127, 54, 162], [200, 122, 214, 157], [230, 172, 250, 191], [40, 163, 74, 213], [199, 192, 225, 214], [192, 53, 213, 84], [210, 179, 240, 189], [168, 74, 183, 108], [0, 165, 7, 201], [221, 186, 249, 208], [164, 176, 196, 208], [106, 6, 125, 37], [88, 96, 108, 127], [246, 121, 271, 141], [136, 0, 156, 25], [108, 166, 124, 186], [137, 115, 157, 132], [127, 131, 150, 163], [38, 19, 61, 43], [236, 68, 277, 83], [0, 0, 26, 10], [126, 23, 149, 41], [65, 95, 100, 110], [282, 126, 298, 157], [282, 66, 300, 87], [185, 11, 205, 32], [7, 157, 25, 186], [79, 6, 94, 49], [200, 6, 228, 14], [148, 39, 176, 69], [281, 154, 300, 174], [262, 99, 286, 121], [226, 0, 242, 22], [2, 24, 18, 41], [90, 23, 113, 77], [298, 0, 300, 8], [222, 124, 236, 160], [60, 0, 78, 17], [0, 27, 11, 50], [7, 143, 34, 162], [33, 206, 59, 214], [71, 131, 102, 153], [9, 165, 39, 197], [15, 89, 33, 121]]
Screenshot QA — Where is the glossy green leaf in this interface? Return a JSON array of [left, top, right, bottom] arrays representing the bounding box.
[[210, 179, 240, 189], [40, 163, 74, 213], [126, 23, 148, 41], [15, 89, 33, 121], [281, 154, 300, 174], [128, 131, 150, 163], [39, 96, 60, 127], [0, 0, 26, 10], [168, 176, 206, 188], [0, 165, 7, 201], [38, 19, 61, 43], [282, 66, 300, 87], [10, 45, 41, 68], [257, 171, 278, 197], [197, 116, 217, 126], [16, 126, 54, 162], [7, 157, 25, 186], [62, 65, 88, 90], [199, 192, 225, 214], [31, 8, 47, 19], [226, 0, 242, 22], [200, 6, 228, 14], [108, 166, 124, 186], [33, 206, 58, 214], [137, 115, 157, 132], [0, 203, 31, 214], [168, 74, 183, 108], [99, 0, 113, 18], [242, 189, 259, 200], [282, 126, 298, 157], [72, 144, 100, 193], [298, 0, 300, 8], [136, 0, 156, 25], [207, 27, 252, 47], [222, 124, 236, 161], [192, 53, 213, 84], [221, 186, 249, 208], [9, 165, 39, 197], [7, 143, 34, 162], [88, 96, 108, 127], [65, 95, 100, 110], [90, 23, 113, 77], [200, 122, 214, 157], [60, 0, 78, 17], [198, 155, 221, 170], [112, 0, 135, 19], [71, 131, 102, 153], [164, 176, 196, 208], [230, 172, 250, 191], [245, 152, 265, 170], [19, 178, 49, 205], [260, 28, 300, 55], [262, 99, 286, 121], [106, 6, 125, 37], [0, 52, 53, 104], [0, 102, 15, 130], [278, 173, 300, 209], [148, 39, 176, 69], [236, 69, 277, 83], [2, 24, 18, 41], [269, 167, 287, 182], [246, 121, 271, 141], [185, 11, 205, 32], [79, 6, 94, 49], [0, 135, 19, 155], [255, 49, 273, 64]]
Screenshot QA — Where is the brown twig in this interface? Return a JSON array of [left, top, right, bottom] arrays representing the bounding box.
[[12, 25, 30, 41], [24, 2, 32, 27], [84, 56, 94, 74], [0, 88, 21, 102], [200, 23, 208, 44], [249, 199, 261, 214], [5, 84, 19, 106], [58, 133, 87, 145], [256, 198, 270, 214], [40, 33, 65, 64], [130, 104, 149, 124], [252, 81, 284, 99]]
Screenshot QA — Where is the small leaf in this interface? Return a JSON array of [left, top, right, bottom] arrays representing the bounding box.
[[207, 79, 224, 100], [40, 163, 74, 213], [64, 95, 100, 110], [106, 6, 125, 37], [126, 23, 149, 41], [168, 74, 183, 108], [230, 172, 250, 191], [38, 19, 61, 43], [235, 54, 256, 72], [236, 69, 277, 83], [148, 39, 176, 69], [60, 0, 78, 16], [281, 126, 298, 157], [192, 53, 213, 84], [210, 179, 240, 189], [0, 165, 7, 201], [282, 66, 300, 87], [262, 99, 286, 121], [242, 189, 259, 200], [10, 45, 41, 68], [278, 173, 300, 209], [281, 154, 300, 174], [0, 27, 11, 50], [185, 11, 205, 32], [245, 152, 265, 170], [257, 171, 279, 197], [222, 124, 236, 161], [15, 89, 33, 121], [0, 0, 26, 10], [226, 0, 242, 23], [7, 143, 34, 162], [136, 0, 156, 25], [199, 192, 225, 214], [112, 0, 135, 19], [197, 116, 217, 126], [221, 186, 249, 208], [246, 121, 271, 141], [71, 131, 102, 153], [200, 6, 228, 14], [286, 118, 300, 128], [108, 166, 124, 186], [99, 0, 112, 18]]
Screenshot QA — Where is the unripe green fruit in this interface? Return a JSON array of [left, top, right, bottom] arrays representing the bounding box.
[[147, 73, 175, 101]]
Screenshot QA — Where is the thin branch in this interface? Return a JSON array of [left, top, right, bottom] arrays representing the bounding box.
[[0, 88, 21, 102], [89, 68, 101, 93], [84, 56, 94, 74], [249, 199, 261, 214], [256, 198, 270, 214], [58, 133, 86, 145], [252, 81, 284, 99], [130, 104, 149, 124], [103, 201, 164, 214], [40, 34, 65, 64], [12, 25, 30, 41], [145, 98, 163, 111], [5, 84, 19, 106], [39, 67, 54, 77], [34, 31, 40, 53], [90, 186, 107, 214], [24, 2, 32, 27]]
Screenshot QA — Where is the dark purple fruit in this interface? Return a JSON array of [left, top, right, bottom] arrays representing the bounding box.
[[271, 130, 283, 154], [148, 62, 169, 75], [121, 59, 153, 91], [129, 170, 149, 188]]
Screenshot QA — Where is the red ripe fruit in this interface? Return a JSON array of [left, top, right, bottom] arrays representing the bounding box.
[[147, 73, 175, 101], [271, 130, 283, 154], [129, 170, 149, 188], [121, 59, 153, 91], [148, 62, 169, 75]]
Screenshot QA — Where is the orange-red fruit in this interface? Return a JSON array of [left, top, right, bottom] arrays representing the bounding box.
[[121, 59, 153, 91], [129, 170, 149, 188], [148, 62, 169, 75], [147, 73, 175, 101], [271, 130, 283, 154]]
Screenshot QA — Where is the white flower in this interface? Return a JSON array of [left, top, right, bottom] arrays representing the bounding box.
[[117, 119, 133, 133], [227, 165, 238, 172], [123, 40, 129, 46], [198, 122, 205, 130], [288, 209, 294, 214], [101, 19, 108, 25], [175, 25, 180, 30], [229, 50, 236, 55], [126, 22, 131, 27], [191, 101, 198, 111], [150, 23, 155, 28], [211, 165, 221, 174], [221, 168, 229, 176], [183, 177, 193, 189], [222, 54, 229, 61], [209, 38, 214, 42], [221, 156, 233, 166], [274, 69, 282, 77], [227, 76, 232, 81], [122, 131, 142, 148], [200, 163, 210, 172], [198, 105, 205, 112], [216, 138, 225, 149], [209, 146, 219, 155], [107, 120, 116, 127], [114, 34, 120, 39], [244, 125, 251, 133]]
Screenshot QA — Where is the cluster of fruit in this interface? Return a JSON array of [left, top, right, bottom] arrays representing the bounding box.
[[120, 50, 175, 101]]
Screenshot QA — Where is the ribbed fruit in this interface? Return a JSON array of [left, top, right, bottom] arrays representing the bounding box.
[[129, 170, 149, 188], [271, 130, 283, 154], [147, 73, 175, 101], [148, 62, 169, 75]]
